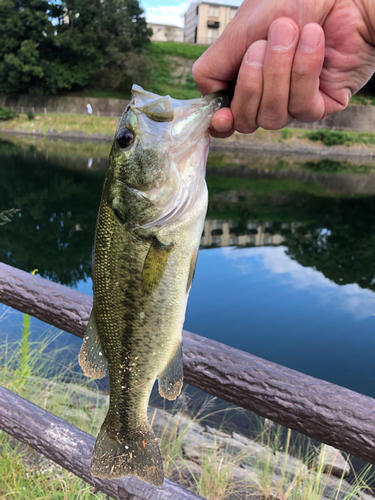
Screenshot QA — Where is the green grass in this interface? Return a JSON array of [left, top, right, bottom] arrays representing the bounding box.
[[0, 112, 118, 138], [150, 41, 208, 61], [350, 94, 375, 105], [0, 310, 108, 499], [147, 42, 208, 99], [305, 128, 375, 146]]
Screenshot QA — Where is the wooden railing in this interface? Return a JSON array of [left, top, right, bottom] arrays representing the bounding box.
[[1, 262, 375, 498]]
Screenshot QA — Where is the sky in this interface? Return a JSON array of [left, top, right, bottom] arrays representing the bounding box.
[[142, 0, 243, 28], [141, 0, 190, 28]]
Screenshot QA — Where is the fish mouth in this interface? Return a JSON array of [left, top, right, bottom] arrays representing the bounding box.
[[202, 90, 230, 108]]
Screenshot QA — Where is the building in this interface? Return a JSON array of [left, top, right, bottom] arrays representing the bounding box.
[[184, 0, 242, 45], [148, 23, 184, 43], [200, 219, 288, 248]]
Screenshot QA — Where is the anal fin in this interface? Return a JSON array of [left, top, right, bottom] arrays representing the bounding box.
[[158, 340, 183, 400], [78, 308, 108, 379]]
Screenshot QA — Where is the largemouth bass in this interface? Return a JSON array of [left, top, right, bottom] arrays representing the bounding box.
[[79, 85, 227, 487]]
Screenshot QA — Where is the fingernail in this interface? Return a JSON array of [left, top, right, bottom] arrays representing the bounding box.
[[299, 23, 322, 51], [270, 20, 296, 50], [246, 40, 267, 67]]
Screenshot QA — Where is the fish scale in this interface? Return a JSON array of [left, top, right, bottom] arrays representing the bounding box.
[[78, 85, 228, 487]]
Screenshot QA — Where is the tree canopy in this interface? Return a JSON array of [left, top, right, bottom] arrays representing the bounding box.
[[0, 0, 152, 95]]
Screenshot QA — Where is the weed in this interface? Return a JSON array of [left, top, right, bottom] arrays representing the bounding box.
[[0, 208, 20, 226], [350, 95, 369, 105], [281, 128, 293, 140], [12, 313, 32, 392]]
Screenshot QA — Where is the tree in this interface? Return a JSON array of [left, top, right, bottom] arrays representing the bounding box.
[[0, 0, 152, 95]]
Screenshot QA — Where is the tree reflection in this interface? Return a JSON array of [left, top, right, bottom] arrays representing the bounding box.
[[285, 197, 375, 291], [0, 146, 104, 286], [207, 176, 375, 292], [1, 145, 375, 292]]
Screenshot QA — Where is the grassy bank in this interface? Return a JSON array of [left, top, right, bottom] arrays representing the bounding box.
[[0, 111, 373, 145], [0, 113, 118, 138], [3, 111, 375, 152], [3, 126, 375, 180]]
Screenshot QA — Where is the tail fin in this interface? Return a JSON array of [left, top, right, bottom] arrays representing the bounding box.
[[90, 419, 164, 487]]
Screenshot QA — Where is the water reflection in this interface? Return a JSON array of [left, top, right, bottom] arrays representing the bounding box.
[[1, 136, 375, 398]]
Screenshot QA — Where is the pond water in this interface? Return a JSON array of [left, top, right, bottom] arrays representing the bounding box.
[[1, 136, 375, 402]]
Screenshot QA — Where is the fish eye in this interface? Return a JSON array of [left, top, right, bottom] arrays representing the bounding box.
[[116, 128, 134, 149]]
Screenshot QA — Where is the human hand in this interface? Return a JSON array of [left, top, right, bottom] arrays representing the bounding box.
[[193, 0, 375, 137]]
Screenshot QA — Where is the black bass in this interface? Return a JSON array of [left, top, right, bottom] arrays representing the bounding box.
[[79, 85, 227, 487]]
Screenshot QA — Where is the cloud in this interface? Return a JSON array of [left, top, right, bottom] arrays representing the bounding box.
[[143, 3, 189, 28], [222, 246, 375, 320]]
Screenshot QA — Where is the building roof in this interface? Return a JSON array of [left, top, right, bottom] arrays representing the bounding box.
[[184, 0, 242, 17], [201, 0, 243, 7], [147, 22, 183, 30]]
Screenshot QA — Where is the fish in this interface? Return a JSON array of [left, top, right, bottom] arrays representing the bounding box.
[[78, 84, 228, 487]]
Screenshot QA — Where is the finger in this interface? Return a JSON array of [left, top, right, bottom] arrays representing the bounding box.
[[231, 40, 267, 134], [257, 17, 299, 130], [209, 107, 235, 138], [289, 23, 325, 121]]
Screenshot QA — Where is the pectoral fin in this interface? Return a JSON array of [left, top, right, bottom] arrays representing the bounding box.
[[158, 340, 183, 400], [78, 308, 108, 379], [141, 236, 173, 294]]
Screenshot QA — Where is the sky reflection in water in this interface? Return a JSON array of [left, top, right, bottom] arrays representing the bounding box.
[[184, 246, 375, 397]]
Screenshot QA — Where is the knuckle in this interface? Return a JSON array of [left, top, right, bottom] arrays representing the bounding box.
[[289, 101, 323, 122], [236, 78, 263, 97], [291, 67, 308, 83], [257, 112, 286, 130], [234, 121, 258, 134]]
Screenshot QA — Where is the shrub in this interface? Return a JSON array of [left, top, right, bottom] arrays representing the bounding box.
[[0, 106, 18, 121], [26, 110, 35, 120], [306, 129, 348, 146], [281, 127, 293, 140]]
